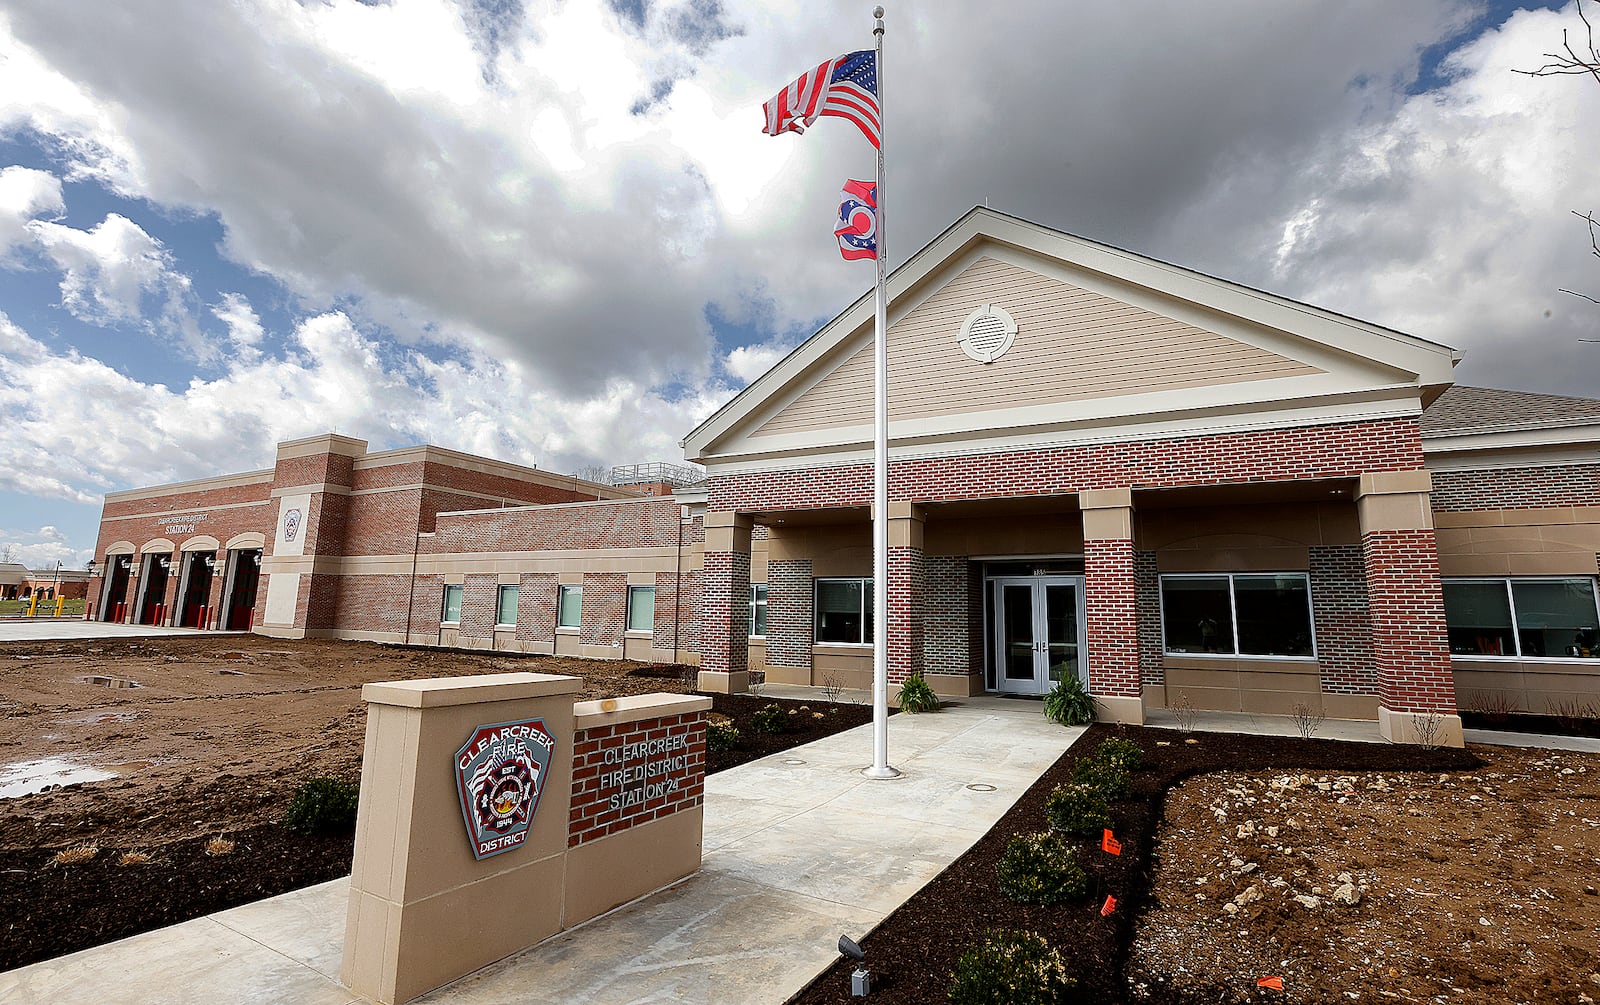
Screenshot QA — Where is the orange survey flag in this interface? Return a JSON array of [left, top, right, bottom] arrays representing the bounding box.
[[1258, 976, 1285, 990], [1101, 829, 1122, 855], [1100, 895, 1117, 916]]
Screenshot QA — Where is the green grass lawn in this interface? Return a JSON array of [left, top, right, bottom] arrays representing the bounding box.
[[0, 597, 86, 617]]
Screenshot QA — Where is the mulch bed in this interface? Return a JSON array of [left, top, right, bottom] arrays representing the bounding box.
[[1460, 710, 1600, 739], [788, 724, 1480, 1005], [0, 690, 868, 972]]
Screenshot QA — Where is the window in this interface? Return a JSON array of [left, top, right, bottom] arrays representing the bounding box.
[[627, 586, 655, 632], [815, 578, 872, 645], [496, 584, 519, 627], [750, 583, 768, 638], [1161, 573, 1314, 658], [441, 584, 463, 624], [1443, 578, 1599, 659], [557, 585, 582, 628]]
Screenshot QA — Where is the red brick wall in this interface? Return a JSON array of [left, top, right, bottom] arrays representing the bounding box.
[[273, 452, 354, 489], [580, 572, 627, 647], [568, 712, 706, 847], [1430, 463, 1600, 512], [710, 418, 1426, 511], [886, 546, 924, 685], [1361, 529, 1456, 713], [341, 490, 424, 557], [1084, 538, 1140, 698], [700, 552, 750, 674]]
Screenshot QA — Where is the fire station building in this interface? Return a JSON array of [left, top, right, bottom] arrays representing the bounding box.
[[90, 209, 1600, 745]]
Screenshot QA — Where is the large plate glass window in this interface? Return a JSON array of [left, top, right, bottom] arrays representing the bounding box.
[[441, 584, 463, 624], [1443, 578, 1599, 659], [627, 586, 656, 632], [557, 585, 582, 628], [496, 584, 519, 627], [815, 578, 872, 644], [750, 584, 768, 638], [1161, 573, 1314, 658]]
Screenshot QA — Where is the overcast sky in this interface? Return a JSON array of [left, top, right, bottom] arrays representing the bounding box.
[[0, 0, 1595, 568]]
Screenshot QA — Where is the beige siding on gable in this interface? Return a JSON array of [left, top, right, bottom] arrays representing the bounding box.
[[753, 257, 1323, 437]]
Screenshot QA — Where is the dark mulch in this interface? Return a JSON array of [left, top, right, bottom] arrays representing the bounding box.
[[788, 724, 1481, 1005], [0, 690, 872, 972], [1460, 710, 1600, 739]]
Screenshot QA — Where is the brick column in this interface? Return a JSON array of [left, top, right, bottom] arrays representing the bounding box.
[[886, 503, 926, 689], [764, 557, 815, 683], [697, 511, 752, 694], [1081, 488, 1144, 724], [1356, 470, 1464, 746]]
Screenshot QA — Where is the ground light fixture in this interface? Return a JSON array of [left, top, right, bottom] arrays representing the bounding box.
[[838, 934, 871, 996]]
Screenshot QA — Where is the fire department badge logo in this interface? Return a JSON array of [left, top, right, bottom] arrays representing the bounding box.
[[454, 718, 556, 860], [282, 508, 302, 542]]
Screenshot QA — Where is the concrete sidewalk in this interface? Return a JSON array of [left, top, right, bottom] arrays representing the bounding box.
[[0, 621, 226, 642], [0, 697, 1083, 1005]]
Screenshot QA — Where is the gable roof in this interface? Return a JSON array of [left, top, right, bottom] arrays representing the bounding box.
[[1422, 385, 1600, 436], [685, 207, 1461, 463]]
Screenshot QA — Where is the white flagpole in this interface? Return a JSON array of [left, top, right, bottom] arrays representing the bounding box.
[[865, 4, 898, 780]]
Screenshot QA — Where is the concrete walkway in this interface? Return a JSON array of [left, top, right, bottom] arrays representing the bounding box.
[[0, 621, 225, 642], [0, 696, 1083, 1005]]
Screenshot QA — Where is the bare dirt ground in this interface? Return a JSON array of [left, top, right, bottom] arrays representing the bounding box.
[[0, 634, 695, 847], [1129, 746, 1600, 1004]]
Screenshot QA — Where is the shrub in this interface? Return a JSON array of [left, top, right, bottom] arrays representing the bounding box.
[[995, 832, 1088, 905], [1042, 676, 1095, 726], [896, 672, 941, 713], [948, 929, 1075, 1005], [204, 836, 236, 857], [51, 844, 98, 867], [1045, 781, 1111, 836], [707, 718, 740, 752], [751, 703, 788, 734], [283, 777, 360, 834], [1090, 736, 1143, 772], [1071, 758, 1131, 801]]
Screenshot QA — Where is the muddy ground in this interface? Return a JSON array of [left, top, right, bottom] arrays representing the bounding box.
[[0, 634, 700, 847]]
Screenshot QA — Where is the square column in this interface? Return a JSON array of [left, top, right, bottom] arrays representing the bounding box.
[[886, 503, 926, 688], [697, 511, 752, 694], [1081, 488, 1144, 725], [1356, 471, 1464, 746]]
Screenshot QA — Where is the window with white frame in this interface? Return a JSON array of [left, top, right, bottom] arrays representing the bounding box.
[[815, 578, 872, 645], [557, 585, 582, 629], [627, 586, 655, 632], [1161, 573, 1314, 658], [1442, 577, 1599, 659], [750, 583, 768, 638], [441, 584, 463, 624], [496, 584, 519, 627]]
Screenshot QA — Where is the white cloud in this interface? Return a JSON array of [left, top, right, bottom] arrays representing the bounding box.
[[0, 525, 90, 570], [723, 341, 788, 385], [0, 165, 64, 261]]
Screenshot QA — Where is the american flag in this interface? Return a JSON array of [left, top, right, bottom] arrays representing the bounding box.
[[762, 50, 880, 149]]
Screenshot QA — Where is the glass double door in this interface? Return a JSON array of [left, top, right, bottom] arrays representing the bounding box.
[[992, 577, 1085, 695]]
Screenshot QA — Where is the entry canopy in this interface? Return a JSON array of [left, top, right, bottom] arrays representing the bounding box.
[[685, 208, 1460, 469]]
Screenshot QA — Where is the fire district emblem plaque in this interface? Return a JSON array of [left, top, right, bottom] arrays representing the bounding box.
[[454, 718, 556, 861]]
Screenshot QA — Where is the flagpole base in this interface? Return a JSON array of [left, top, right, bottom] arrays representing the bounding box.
[[861, 764, 902, 780]]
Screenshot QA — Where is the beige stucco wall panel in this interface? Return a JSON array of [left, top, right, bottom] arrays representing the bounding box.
[[1157, 546, 1311, 573], [563, 807, 703, 929], [925, 516, 1084, 559], [1139, 502, 1358, 551]]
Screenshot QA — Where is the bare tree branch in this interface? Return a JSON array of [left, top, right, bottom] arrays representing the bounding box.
[[1514, 0, 1600, 84]]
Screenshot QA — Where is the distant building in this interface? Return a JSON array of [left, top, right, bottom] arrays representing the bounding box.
[[88, 209, 1600, 745], [0, 563, 90, 601]]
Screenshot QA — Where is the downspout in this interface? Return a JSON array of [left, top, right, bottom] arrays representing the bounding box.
[[404, 527, 420, 645]]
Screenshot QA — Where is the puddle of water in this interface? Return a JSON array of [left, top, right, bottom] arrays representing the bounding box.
[[80, 675, 142, 689], [0, 758, 118, 799], [67, 710, 142, 725]]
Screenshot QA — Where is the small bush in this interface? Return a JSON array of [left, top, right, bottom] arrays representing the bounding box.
[[1090, 736, 1143, 772], [1045, 780, 1111, 836], [51, 844, 98, 867], [948, 928, 1075, 1005], [204, 836, 236, 857], [1071, 758, 1131, 801], [707, 717, 740, 752], [751, 703, 788, 734], [1042, 675, 1095, 726], [118, 850, 152, 867], [995, 832, 1088, 905], [897, 672, 941, 713], [283, 777, 360, 834]]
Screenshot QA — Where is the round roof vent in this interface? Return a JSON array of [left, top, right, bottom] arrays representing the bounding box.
[[957, 304, 1017, 364]]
